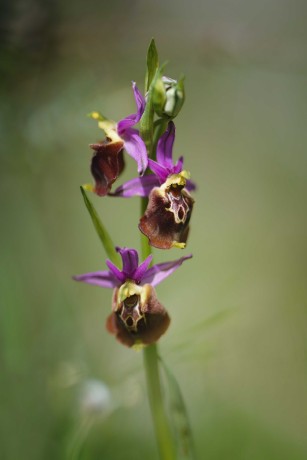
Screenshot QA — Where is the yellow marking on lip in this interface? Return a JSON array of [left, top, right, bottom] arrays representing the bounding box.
[[132, 340, 146, 351], [171, 241, 186, 249]]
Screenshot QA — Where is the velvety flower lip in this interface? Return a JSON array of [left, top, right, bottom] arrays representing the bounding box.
[[73, 247, 192, 288], [111, 121, 196, 198], [90, 140, 125, 196]]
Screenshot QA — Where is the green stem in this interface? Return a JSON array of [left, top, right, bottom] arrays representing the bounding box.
[[140, 200, 176, 459], [140, 130, 176, 460], [140, 44, 176, 457], [143, 344, 176, 460]]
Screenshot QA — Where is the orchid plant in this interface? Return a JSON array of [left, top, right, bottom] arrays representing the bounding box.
[[75, 40, 196, 460]]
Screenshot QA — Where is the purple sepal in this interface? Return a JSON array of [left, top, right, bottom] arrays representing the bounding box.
[[73, 271, 120, 288], [117, 82, 145, 133], [116, 247, 139, 278], [186, 179, 197, 192], [121, 127, 148, 174], [106, 260, 126, 283], [142, 254, 192, 287], [173, 156, 184, 174], [148, 159, 168, 183], [148, 122, 188, 182], [74, 248, 192, 294], [133, 254, 153, 283], [156, 121, 176, 167], [111, 175, 160, 198]]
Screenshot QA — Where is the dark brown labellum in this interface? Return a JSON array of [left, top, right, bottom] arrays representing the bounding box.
[[139, 185, 194, 249], [106, 285, 170, 347], [90, 140, 124, 196]]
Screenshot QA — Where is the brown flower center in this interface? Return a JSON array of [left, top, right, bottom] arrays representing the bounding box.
[[166, 185, 190, 224], [119, 295, 145, 332]]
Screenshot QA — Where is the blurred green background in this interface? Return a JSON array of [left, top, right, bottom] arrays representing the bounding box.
[[1, 0, 307, 459]]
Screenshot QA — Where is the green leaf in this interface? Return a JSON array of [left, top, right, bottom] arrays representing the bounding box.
[[80, 186, 120, 266], [160, 357, 196, 460], [145, 38, 159, 92]]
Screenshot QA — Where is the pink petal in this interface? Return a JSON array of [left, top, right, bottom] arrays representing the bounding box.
[[73, 270, 119, 288], [141, 254, 193, 286]]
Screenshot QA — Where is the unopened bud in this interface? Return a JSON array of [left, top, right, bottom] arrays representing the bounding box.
[[152, 76, 185, 119]]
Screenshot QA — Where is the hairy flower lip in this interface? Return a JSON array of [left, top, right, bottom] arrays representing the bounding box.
[[107, 284, 171, 347], [90, 140, 125, 197], [139, 185, 194, 250]]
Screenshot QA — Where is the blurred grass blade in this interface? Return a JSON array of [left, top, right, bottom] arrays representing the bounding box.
[[189, 308, 234, 335], [160, 357, 196, 460], [80, 186, 120, 265], [145, 38, 159, 92]]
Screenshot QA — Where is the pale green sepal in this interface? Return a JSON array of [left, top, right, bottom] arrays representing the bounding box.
[[145, 38, 159, 92], [160, 357, 196, 460], [80, 186, 120, 266]]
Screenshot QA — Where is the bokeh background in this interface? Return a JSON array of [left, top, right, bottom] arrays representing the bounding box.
[[1, 0, 307, 459]]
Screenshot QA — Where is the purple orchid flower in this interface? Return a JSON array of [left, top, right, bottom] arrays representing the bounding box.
[[74, 247, 192, 347], [89, 82, 148, 196], [111, 122, 196, 250], [111, 121, 195, 198]]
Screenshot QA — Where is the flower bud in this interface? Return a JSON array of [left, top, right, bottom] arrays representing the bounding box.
[[152, 76, 185, 119]]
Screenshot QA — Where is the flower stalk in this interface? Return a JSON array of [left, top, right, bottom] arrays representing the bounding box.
[[75, 38, 196, 460], [143, 344, 176, 460], [140, 41, 177, 459], [141, 194, 177, 458]]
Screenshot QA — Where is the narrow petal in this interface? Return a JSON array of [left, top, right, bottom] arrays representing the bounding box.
[[185, 179, 197, 192], [110, 175, 159, 198], [106, 260, 125, 283], [73, 271, 119, 288], [133, 254, 153, 283], [141, 254, 192, 287], [123, 128, 148, 174], [173, 156, 184, 174], [156, 121, 175, 167], [148, 159, 168, 183], [116, 247, 139, 277], [117, 82, 145, 133]]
